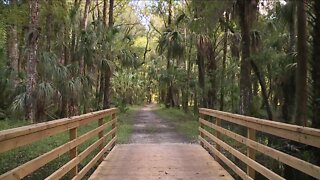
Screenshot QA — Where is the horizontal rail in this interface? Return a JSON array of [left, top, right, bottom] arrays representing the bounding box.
[[0, 108, 118, 180], [0, 108, 116, 142], [199, 108, 320, 148], [72, 136, 117, 180], [200, 127, 284, 180], [199, 108, 320, 179], [199, 136, 253, 180]]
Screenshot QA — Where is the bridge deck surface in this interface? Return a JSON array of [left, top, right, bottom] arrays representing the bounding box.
[[89, 143, 233, 180]]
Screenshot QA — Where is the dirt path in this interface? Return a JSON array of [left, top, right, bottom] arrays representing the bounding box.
[[128, 104, 190, 144]]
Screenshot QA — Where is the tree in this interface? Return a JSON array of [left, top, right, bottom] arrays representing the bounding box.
[[294, 0, 307, 126], [26, 0, 40, 122], [312, 0, 320, 129], [237, 0, 258, 115], [7, 0, 19, 82], [282, 0, 296, 123], [103, 0, 114, 109], [220, 11, 229, 111]]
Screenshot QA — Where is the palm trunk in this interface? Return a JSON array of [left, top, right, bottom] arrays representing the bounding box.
[[312, 0, 320, 168], [7, 0, 19, 87], [312, 0, 320, 129], [103, 0, 107, 26], [26, 0, 40, 122], [238, 0, 257, 115], [79, 0, 90, 75], [81, 0, 91, 31], [250, 60, 273, 120], [220, 11, 229, 111], [103, 0, 114, 109], [45, 0, 52, 51], [183, 35, 193, 112], [197, 50, 206, 108], [207, 45, 216, 109], [282, 1, 296, 123], [295, 0, 307, 126]]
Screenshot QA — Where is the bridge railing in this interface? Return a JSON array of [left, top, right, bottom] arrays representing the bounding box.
[[199, 108, 320, 180], [0, 108, 117, 180]]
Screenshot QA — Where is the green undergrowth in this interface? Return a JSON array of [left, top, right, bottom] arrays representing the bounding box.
[[116, 106, 138, 143], [0, 106, 137, 179], [0, 120, 32, 131], [154, 105, 198, 142]]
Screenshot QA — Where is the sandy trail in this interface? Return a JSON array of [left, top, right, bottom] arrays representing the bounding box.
[[128, 104, 190, 144]]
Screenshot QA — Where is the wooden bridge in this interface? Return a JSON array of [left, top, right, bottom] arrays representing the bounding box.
[[0, 108, 320, 180]]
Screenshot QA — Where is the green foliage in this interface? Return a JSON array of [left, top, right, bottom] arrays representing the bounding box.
[[157, 29, 184, 59]]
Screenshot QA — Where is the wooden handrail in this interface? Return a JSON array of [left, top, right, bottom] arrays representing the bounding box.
[[0, 108, 118, 180], [199, 108, 320, 179]]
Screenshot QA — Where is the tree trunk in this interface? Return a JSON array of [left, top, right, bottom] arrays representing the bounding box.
[[103, 0, 114, 109], [7, 0, 19, 87], [168, 0, 172, 26], [26, 0, 40, 122], [282, 0, 296, 123], [250, 60, 273, 120], [183, 35, 193, 112], [81, 0, 91, 31], [103, 0, 108, 26], [220, 11, 229, 111], [45, 0, 52, 51], [311, 0, 320, 168], [98, 0, 108, 110], [312, 0, 320, 129], [80, 0, 91, 75], [207, 44, 216, 109], [230, 33, 241, 113], [295, 0, 307, 126], [197, 49, 206, 108], [238, 0, 257, 115], [165, 0, 174, 108]]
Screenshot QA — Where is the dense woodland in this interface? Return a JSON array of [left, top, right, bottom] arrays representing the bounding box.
[[0, 0, 320, 179]]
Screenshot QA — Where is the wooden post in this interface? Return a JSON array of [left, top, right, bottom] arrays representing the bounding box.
[[247, 127, 256, 179], [69, 127, 78, 177], [199, 113, 204, 147], [98, 118, 104, 163], [215, 118, 221, 161], [111, 113, 116, 147]]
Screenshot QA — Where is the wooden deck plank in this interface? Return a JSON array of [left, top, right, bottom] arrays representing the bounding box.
[[89, 143, 233, 180]]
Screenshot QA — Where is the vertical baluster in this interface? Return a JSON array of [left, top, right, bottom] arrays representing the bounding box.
[[98, 117, 104, 163], [247, 128, 256, 178], [215, 117, 221, 161], [69, 127, 78, 177], [112, 112, 116, 147], [199, 112, 204, 147]]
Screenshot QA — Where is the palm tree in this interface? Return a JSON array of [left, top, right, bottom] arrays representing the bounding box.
[[157, 29, 184, 107], [7, 0, 19, 86], [294, 0, 307, 126], [26, 0, 40, 122], [312, 0, 320, 129], [312, 0, 320, 167], [280, 0, 296, 123], [103, 0, 114, 109], [237, 0, 258, 115]]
